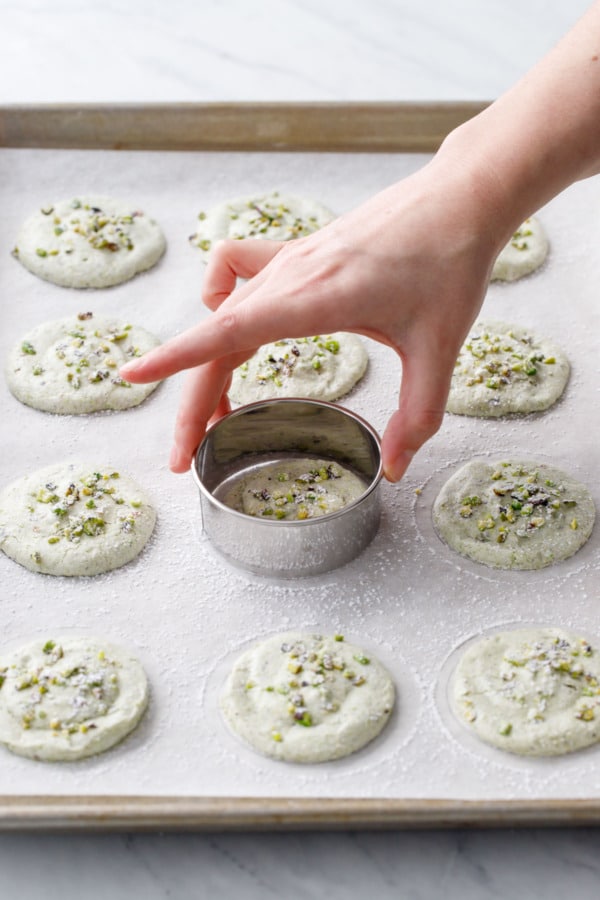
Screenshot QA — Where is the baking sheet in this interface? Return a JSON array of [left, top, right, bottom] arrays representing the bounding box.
[[0, 145, 599, 813]]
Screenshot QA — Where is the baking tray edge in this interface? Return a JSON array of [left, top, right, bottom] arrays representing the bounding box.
[[1, 796, 600, 832], [0, 101, 488, 152]]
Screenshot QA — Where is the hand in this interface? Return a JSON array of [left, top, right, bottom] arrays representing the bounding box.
[[121, 154, 502, 480]]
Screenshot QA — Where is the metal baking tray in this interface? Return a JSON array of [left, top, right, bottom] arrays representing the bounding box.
[[0, 102, 599, 831]]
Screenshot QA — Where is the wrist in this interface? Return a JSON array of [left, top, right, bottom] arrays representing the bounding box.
[[435, 2, 600, 243], [434, 116, 534, 255]]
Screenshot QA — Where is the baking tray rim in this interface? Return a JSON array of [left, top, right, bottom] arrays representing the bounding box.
[[2, 796, 600, 832], [0, 100, 489, 152]]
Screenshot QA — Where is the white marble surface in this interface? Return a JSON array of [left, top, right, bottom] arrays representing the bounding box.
[[2, 0, 600, 896], [1, 827, 600, 898], [0, 0, 592, 103]]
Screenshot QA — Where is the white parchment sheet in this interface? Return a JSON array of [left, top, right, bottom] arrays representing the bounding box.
[[0, 147, 598, 801]]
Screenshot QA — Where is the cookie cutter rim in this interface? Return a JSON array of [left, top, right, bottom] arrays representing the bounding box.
[[191, 397, 383, 578]]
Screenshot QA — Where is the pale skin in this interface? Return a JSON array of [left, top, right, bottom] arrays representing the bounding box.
[[121, 2, 600, 481]]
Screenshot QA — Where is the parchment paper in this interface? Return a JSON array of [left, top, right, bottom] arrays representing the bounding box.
[[0, 147, 598, 801]]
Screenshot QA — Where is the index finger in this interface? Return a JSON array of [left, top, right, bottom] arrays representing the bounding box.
[[121, 231, 352, 384], [120, 299, 276, 384]]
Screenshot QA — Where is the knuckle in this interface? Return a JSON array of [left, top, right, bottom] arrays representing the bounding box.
[[411, 407, 445, 442], [215, 309, 239, 334], [211, 237, 232, 257]]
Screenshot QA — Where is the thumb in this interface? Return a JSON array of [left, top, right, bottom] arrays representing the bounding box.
[[381, 348, 455, 482]]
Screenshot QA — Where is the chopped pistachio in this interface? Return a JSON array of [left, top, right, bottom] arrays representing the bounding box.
[[296, 711, 313, 727]]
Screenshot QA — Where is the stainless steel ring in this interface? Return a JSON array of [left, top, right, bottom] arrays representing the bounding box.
[[191, 398, 383, 578]]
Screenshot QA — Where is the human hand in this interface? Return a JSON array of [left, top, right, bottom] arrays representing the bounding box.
[[121, 154, 504, 480]]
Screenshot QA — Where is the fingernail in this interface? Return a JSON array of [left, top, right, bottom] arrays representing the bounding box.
[[384, 450, 414, 483]]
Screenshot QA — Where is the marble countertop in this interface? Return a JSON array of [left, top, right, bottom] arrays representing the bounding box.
[[2, 0, 600, 896], [0, 0, 591, 104]]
